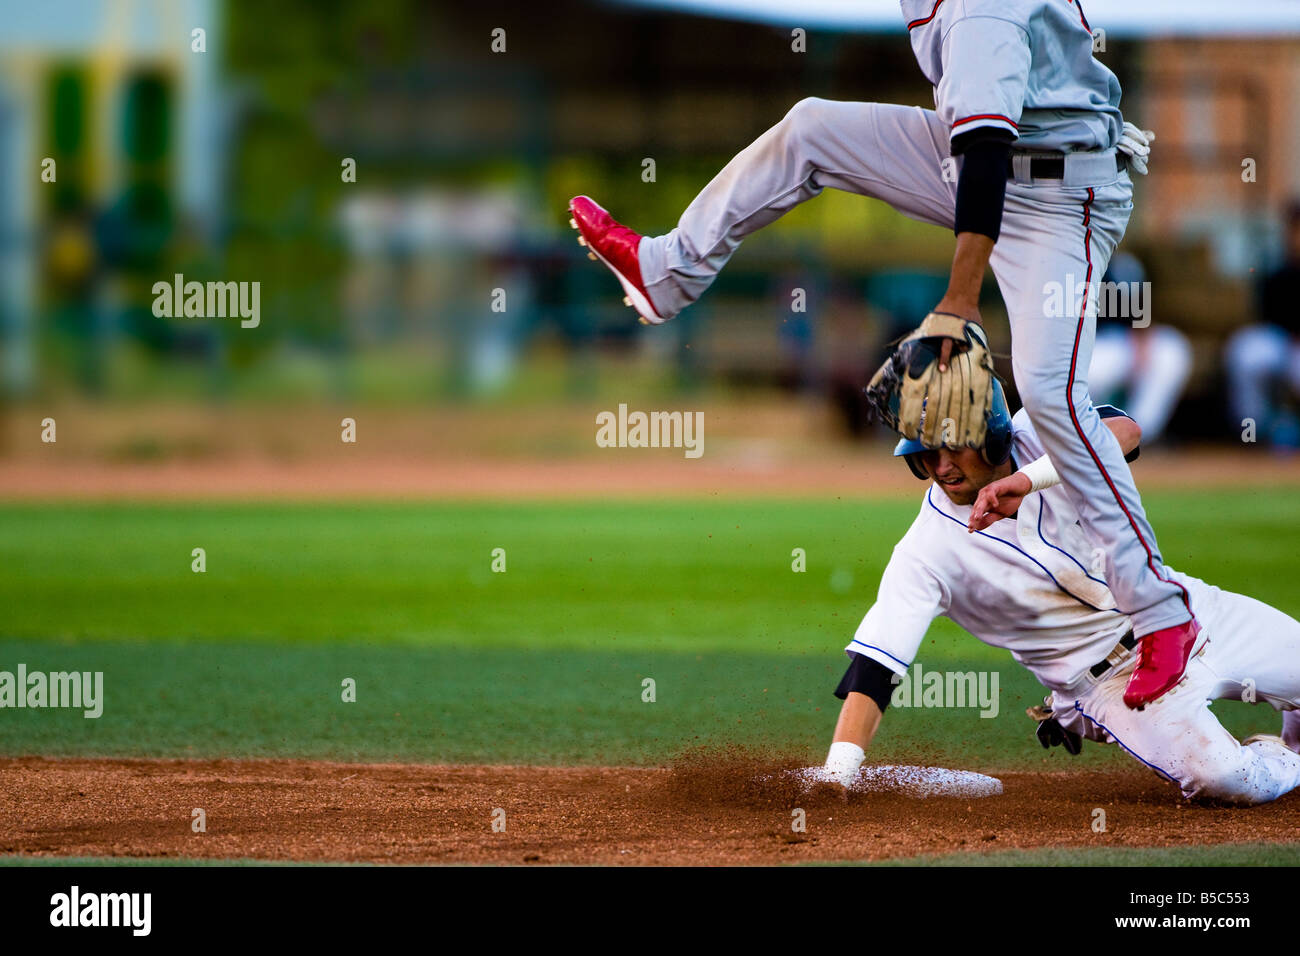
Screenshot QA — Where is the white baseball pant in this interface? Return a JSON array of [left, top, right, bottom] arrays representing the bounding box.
[[1051, 573, 1300, 804]]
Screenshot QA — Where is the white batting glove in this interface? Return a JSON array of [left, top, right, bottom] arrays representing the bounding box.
[[1117, 122, 1155, 175], [821, 741, 865, 788]]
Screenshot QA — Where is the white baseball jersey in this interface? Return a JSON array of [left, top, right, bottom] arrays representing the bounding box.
[[846, 408, 1150, 693], [842, 409, 1300, 803], [901, 0, 1123, 152]]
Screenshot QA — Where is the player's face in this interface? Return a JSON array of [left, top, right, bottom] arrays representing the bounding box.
[[915, 446, 999, 506]]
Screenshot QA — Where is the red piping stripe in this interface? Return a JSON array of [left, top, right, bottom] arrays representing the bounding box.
[[1068, 0, 1092, 31], [907, 0, 945, 30], [952, 114, 1019, 130], [1065, 188, 1192, 622]]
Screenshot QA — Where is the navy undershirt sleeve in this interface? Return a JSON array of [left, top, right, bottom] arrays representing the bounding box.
[[834, 652, 898, 713], [952, 128, 1015, 241]]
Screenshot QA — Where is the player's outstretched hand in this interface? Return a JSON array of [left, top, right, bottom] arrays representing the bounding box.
[[968, 471, 1032, 532]]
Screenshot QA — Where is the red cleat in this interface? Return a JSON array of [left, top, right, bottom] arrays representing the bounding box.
[[1123, 619, 1201, 709], [568, 195, 664, 325]]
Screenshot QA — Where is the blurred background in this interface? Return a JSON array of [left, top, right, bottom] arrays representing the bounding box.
[[3, 0, 1300, 497]]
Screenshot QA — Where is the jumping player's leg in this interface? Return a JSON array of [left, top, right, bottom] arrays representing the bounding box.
[[636, 99, 957, 320], [990, 179, 1193, 642]]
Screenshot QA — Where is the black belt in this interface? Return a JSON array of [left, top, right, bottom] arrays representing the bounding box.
[[1088, 630, 1138, 678], [1006, 153, 1125, 180]]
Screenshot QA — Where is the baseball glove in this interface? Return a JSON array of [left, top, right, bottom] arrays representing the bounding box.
[[864, 312, 997, 449]]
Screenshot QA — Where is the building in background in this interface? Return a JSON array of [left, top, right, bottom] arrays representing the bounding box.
[[0, 0, 223, 393]]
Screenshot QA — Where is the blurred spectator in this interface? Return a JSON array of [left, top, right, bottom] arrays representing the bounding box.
[[1224, 201, 1300, 451], [1088, 252, 1191, 443], [824, 288, 878, 438]]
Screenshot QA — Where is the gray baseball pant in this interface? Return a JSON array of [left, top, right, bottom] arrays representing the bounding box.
[[638, 97, 1192, 635]]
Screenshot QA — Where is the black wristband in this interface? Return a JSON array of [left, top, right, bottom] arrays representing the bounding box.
[[834, 653, 898, 713], [953, 136, 1012, 241]]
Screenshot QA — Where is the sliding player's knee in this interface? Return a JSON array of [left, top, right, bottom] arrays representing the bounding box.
[[1179, 750, 1283, 805], [1182, 764, 1247, 802]]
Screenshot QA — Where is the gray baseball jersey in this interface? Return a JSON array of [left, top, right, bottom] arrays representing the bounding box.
[[902, 0, 1123, 152]]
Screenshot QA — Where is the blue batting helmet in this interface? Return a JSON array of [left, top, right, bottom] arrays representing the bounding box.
[[893, 378, 1014, 480]]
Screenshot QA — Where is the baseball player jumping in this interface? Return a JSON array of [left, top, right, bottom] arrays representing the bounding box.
[[817, 385, 1300, 804], [569, 0, 1198, 710]]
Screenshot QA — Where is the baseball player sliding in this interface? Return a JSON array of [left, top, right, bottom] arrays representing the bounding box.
[[570, 0, 1199, 709], [819, 386, 1300, 805]]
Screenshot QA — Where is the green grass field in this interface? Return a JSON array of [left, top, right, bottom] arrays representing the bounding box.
[[1, 492, 1296, 769]]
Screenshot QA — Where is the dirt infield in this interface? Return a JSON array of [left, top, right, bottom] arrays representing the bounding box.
[[2, 756, 1297, 865], [2, 445, 1295, 501], [3, 399, 1296, 500]]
